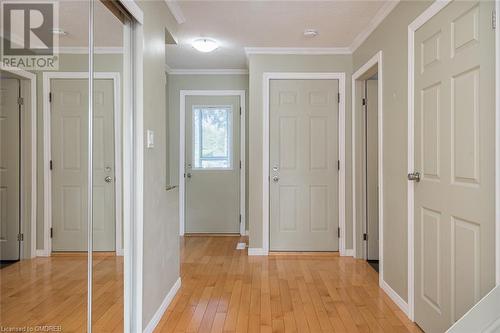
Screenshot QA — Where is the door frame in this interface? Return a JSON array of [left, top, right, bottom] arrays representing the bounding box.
[[261, 72, 346, 255], [179, 90, 247, 236], [0, 65, 37, 259], [407, 0, 500, 321], [40, 71, 122, 256], [351, 52, 384, 273]]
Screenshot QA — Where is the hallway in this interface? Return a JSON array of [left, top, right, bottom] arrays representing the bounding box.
[[155, 236, 422, 332]]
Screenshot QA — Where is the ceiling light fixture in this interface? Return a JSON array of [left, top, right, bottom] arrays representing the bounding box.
[[51, 28, 68, 36], [192, 38, 218, 53], [303, 29, 319, 38]]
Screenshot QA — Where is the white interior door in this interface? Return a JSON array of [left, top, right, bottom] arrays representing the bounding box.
[[0, 78, 20, 261], [365, 79, 379, 261], [413, 1, 495, 332], [51, 78, 116, 252], [269, 79, 339, 251], [185, 95, 240, 234]]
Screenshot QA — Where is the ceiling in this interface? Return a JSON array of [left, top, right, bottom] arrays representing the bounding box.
[[165, 0, 396, 70]]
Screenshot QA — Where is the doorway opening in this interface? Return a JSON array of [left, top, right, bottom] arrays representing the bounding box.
[[352, 51, 383, 278]]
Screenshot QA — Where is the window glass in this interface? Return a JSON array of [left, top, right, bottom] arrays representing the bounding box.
[[193, 106, 233, 169]]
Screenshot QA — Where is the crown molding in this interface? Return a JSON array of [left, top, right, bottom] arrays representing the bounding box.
[[244, 47, 352, 56], [167, 68, 248, 75], [165, 1, 186, 24], [56, 46, 124, 54], [349, 0, 400, 53]]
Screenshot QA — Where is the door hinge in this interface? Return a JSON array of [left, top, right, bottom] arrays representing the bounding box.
[[239, 160, 242, 169], [50, 227, 53, 238], [337, 160, 340, 171], [362, 98, 366, 106], [49, 92, 52, 103], [337, 93, 340, 104], [363, 233, 368, 241], [239, 214, 242, 223], [17, 233, 24, 241], [17, 97, 24, 106], [493, 9, 497, 30], [49, 160, 53, 170], [337, 227, 340, 238], [240, 107, 242, 115]]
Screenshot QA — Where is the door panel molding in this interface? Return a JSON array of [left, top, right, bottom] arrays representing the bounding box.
[[178, 90, 247, 236], [259, 72, 346, 256], [41, 72, 122, 256]]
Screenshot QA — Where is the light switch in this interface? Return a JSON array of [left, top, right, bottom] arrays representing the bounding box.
[[146, 130, 154, 148]]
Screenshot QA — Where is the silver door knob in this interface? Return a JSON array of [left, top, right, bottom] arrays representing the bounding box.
[[105, 176, 113, 183], [408, 172, 421, 182], [186, 172, 192, 178], [272, 175, 279, 182]]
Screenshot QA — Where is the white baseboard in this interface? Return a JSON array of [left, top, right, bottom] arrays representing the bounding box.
[[36, 249, 49, 257], [116, 248, 124, 256], [143, 277, 181, 333], [342, 249, 355, 257], [248, 247, 268, 256], [380, 279, 410, 317]]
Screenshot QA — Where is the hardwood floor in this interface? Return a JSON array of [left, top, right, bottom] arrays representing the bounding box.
[[155, 236, 422, 333], [0, 253, 123, 332]]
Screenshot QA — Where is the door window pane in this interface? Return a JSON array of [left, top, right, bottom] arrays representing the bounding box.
[[193, 106, 233, 169]]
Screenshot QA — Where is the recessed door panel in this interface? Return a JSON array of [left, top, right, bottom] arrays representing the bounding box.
[[270, 79, 339, 251]]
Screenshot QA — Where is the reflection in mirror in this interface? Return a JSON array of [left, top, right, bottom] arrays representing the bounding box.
[[0, 1, 90, 330]]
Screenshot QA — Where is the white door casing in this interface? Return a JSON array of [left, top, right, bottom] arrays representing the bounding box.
[[0, 78, 20, 260], [50, 79, 116, 252], [184, 95, 241, 233], [269, 79, 339, 251], [412, 1, 495, 331]]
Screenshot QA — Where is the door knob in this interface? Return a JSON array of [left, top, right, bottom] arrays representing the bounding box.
[[186, 172, 192, 178], [104, 176, 113, 183], [272, 175, 279, 182], [407, 172, 421, 182]]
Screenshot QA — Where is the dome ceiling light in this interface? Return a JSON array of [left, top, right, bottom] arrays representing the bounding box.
[[192, 38, 219, 53]]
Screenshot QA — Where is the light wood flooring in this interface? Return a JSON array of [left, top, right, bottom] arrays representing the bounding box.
[[0, 253, 123, 332], [155, 236, 422, 333]]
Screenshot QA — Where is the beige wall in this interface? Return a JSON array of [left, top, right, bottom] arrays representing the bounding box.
[[352, 0, 432, 302], [166, 73, 249, 229], [35, 53, 123, 250], [247, 54, 353, 249], [136, 0, 181, 329]]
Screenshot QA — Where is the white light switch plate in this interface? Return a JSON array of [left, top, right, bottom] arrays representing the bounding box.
[[146, 130, 154, 148]]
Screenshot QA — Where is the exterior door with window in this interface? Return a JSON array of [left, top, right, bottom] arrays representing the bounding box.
[[185, 95, 240, 233]]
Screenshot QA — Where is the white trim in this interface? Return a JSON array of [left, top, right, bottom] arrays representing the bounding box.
[[118, 0, 144, 24], [0, 65, 37, 259], [143, 277, 182, 333], [496, 0, 500, 286], [42, 72, 123, 256], [244, 47, 351, 56], [248, 248, 267, 256], [168, 68, 249, 75], [179, 90, 247, 236], [55, 46, 124, 54], [165, 63, 172, 74], [351, 51, 383, 272], [344, 249, 354, 257], [407, 0, 452, 321], [261, 72, 346, 256], [164, 1, 186, 24], [349, 1, 400, 52], [381, 279, 410, 317]]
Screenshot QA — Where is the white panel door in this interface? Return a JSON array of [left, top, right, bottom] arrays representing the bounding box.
[[0, 78, 20, 260], [51, 79, 115, 252], [185, 95, 240, 233], [270, 79, 339, 251], [365, 80, 379, 261], [414, 1, 495, 332]]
